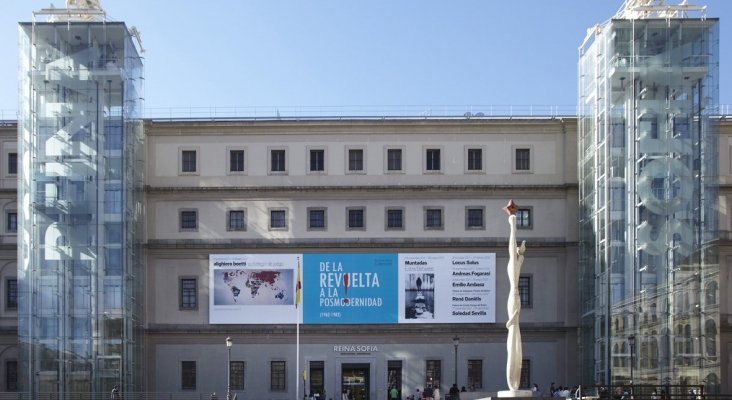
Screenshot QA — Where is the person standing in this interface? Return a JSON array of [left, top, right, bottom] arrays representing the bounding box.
[[390, 386, 399, 400], [110, 384, 120, 400], [449, 384, 460, 400]]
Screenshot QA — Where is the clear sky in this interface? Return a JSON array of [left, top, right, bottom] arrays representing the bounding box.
[[1, 0, 729, 118]]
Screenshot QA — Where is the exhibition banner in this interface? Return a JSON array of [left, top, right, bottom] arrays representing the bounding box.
[[398, 253, 496, 323], [303, 253, 398, 324], [209, 252, 495, 324], [209, 253, 301, 324]]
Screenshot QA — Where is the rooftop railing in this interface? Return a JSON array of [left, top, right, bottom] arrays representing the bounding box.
[[2, 104, 731, 123]]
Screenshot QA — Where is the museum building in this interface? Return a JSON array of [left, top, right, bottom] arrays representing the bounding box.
[[0, 1, 728, 399]]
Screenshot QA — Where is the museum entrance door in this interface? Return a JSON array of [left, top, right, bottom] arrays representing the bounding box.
[[342, 363, 370, 400]]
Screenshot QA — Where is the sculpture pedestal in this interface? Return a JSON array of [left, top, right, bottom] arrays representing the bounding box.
[[496, 389, 533, 398]]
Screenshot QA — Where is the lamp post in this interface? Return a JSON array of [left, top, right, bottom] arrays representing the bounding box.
[[453, 335, 460, 389], [226, 336, 232, 400], [628, 334, 635, 394]]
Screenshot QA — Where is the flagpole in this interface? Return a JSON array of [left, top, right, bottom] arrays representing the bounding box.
[[295, 257, 302, 400]]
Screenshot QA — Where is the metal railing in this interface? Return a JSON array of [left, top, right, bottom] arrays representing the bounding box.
[[141, 105, 577, 120], [3, 104, 731, 123]]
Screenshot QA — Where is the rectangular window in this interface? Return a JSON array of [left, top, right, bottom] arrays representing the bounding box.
[[180, 278, 197, 310], [309, 149, 325, 172], [230, 150, 245, 172], [104, 185, 122, 214], [309, 361, 325, 397], [387, 149, 402, 171], [6, 360, 17, 391], [271, 149, 287, 173], [516, 208, 532, 229], [466, 208, 484, 229], [518, 276, 532, 307], [425, 360, 441, 391], [270, 209, 287, 230], [105, 248, 122, 276], [348, 149, 364, 172], [271, 360, 286, 391], [347, 208, 365, 230], [515, 148, 531, 171], [308, 208, 327, 230], [180, 210, 198, 231], [181, 150, 197, 173], [386, 208, 404, 230], [181, 361, 196, 390], [519, 359, 530, 389], [228, 210, 246, 231], [467, 360, 483, 390], [467, 148, 482, 171], [6, 211, 17, 233], [426, 149, 441, 171], [8, 153, 17, 175], [231, 361, 245, 390], [6, 279, 17, 311], [425, 208, 443, 230]]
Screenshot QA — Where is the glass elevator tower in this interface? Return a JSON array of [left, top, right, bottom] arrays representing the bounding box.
[[18, 8, 144, 394], [578, 2, 720, 393]]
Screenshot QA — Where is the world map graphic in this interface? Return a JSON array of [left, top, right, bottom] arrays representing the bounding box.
[[213, 269, 294, 306]]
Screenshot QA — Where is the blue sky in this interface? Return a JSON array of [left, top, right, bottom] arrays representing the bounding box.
[[1, 0, 729, 117]]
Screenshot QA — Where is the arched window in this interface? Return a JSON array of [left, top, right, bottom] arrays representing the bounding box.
[[640, 336, 649, 368], [650, 336, 659, 369], [705, 281, 718, 306], [675, 324, 684, 354], [650, 302, 657, 322], [705, 319, 717, 359]]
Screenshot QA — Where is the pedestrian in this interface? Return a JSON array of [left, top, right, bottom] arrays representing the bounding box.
[[110, 384, 120, 400], [390, 386, 399, 400], [449, 384, 460, 400], [433, 386, 441, 400]]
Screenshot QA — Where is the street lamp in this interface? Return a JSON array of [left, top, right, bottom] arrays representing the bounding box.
[[453, 335, 460, 389], [226, 336, 233, 400], [628, 334, 635, 393]]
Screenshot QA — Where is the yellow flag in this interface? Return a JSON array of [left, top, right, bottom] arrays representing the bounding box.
[[295, 257, 302, 308]]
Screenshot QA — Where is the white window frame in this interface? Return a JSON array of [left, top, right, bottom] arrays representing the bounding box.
[[423, 206, 444, 230], [512, 145, 533, 173], [346, 146, 366, 174], [269, 208, 289, 231], [346, 207, 366, 231], [268, 147, 289, 175], [465, 206, 485, 230], [178, 147, 200, 175], [465, 146, 486, 173], [385, 207, 405, 231], [307, 207, 328, 231], [307, 147, 327, 175], [384, 146, 405, 174], [227, 147, 247, 175], [179, 209, 198, 232], [423, 146, 443, 174], [227, 209, 247, 232]]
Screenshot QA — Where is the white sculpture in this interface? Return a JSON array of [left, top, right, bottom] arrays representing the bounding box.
[[498, 200, 531, 398]]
